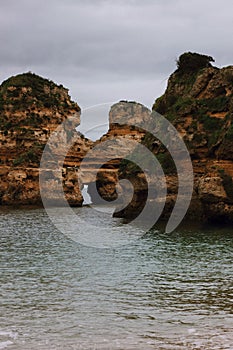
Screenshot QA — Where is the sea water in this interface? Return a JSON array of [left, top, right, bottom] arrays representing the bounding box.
[[0, 207, 232, 349]]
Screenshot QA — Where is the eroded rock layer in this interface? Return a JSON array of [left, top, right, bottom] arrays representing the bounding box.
[[115, 53, 233, 225], [1, 53, 233, 227], [80, 101, 150, 202], [0, 72, 92, 205]]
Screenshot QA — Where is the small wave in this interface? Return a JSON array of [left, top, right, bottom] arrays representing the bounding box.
[[0, 341, 13, 350], [0, 331, 18, 349]]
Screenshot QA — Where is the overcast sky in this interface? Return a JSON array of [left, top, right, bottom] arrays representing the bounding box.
[[1, 0, 233, 124]]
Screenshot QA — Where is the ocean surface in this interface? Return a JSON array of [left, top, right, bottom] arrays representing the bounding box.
[[0, 206, 233, 349]]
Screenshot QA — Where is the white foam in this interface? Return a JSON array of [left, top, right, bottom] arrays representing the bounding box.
[[0, 341, 13, 349], [187, 328, 196, 334], [0, 331, 17, 339], [0, 331, 18, 349]]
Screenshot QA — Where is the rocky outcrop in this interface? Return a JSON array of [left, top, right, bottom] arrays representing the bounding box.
[[115, 52, 233, 225], [2, 55, 233, 228], [0, 72, 92, 206], [80, 101, 150, 203], [0, 73, 148, 207]]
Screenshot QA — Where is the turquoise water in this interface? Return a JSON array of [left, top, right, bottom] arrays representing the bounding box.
[[0, 207, 233, 349]]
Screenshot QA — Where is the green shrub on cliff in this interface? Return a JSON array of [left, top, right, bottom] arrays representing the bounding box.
[[12, 143, 44, 166], [176, 52, 214, 74], [1, 72, 57, 92], [0, 72, 79, 112], [199, 114, 224, 131], [197, 96, 230, 113]]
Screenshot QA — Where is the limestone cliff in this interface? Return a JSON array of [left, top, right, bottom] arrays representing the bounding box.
[[0, 72, 148, 207], [2, 54, 233, 228], [0, 72, 92, 205], [115, 53, 233, 225], [80, 101, 150, 203]]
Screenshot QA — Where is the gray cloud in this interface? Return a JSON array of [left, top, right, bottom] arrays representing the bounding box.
[[0, 0, 233, 113]]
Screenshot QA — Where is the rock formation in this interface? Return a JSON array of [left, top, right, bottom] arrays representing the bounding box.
[[79, 101, 149, 203], [115, 52, 233, 225], [1, 53, 233, 227], [0, 72, 92, 206], [0, 73, 147, 207]]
